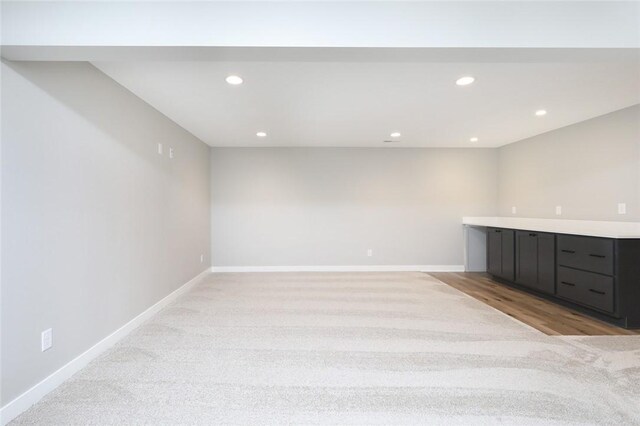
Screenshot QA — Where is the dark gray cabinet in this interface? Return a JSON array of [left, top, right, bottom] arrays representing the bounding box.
[[515, 231, 555, 294], [556, 235, 616, 314], [484, 226, 640, 329], [557, 235, 614, 276], [487, 228, 514, 281], [557, 266, 614, 313], [487, 228, 502, 276]]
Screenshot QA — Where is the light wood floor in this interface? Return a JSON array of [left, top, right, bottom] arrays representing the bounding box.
[[430, 272, 640, 336]]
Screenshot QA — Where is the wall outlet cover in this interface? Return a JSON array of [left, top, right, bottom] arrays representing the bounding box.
[[157, 143, 163, 155], [555, 206, 562, 215], [169, 147, 175, 159], [41, 328, 53, 352], [511, 206, 517, 214], [618, 203, 627, 215], [200, 254, 204, 263], [367, 249, 373, 257]]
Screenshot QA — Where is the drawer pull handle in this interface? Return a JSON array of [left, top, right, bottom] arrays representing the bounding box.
[[589, 289, 606, 295], [560, 281, 576, 287], [529, 233, 537, 237], [561, 250, 576, 254], [495, 230, 502, 233], [589, 254, 606, 258]]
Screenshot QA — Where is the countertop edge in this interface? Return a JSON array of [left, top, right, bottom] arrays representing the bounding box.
[[462, 217, 640, 239]]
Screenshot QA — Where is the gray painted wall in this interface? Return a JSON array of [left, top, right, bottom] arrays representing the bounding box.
[[1, 61, 211, 405], [498, 105, 640, 221], [211, 148, 498, 267]]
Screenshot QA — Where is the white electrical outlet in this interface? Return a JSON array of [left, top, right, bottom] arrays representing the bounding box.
[[200, 254, 204, 263], [41, 328, 53, 352], [169, 147, 175, 159], [618, 203, 627, 215], [511, 206, 517, 214], [367, 249, 373, 257], [555, 205, 562, 215], [157, 143, 163, 155]]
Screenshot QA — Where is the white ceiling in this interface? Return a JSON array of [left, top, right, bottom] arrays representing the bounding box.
[[6, 2, 640, 49], [94, 53, 640, 148]]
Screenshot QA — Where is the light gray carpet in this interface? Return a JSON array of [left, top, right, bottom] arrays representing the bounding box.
[[11, 272, 640, 425]]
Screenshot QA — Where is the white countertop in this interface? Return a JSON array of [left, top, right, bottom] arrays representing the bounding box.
[[462, 217, 640, 239]]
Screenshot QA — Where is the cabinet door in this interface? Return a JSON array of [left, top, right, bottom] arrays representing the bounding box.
[[487, 228, 503, 276], [516, 231, 538, 288], [501, 229, 515, 281], [537, 233, 555, 294]]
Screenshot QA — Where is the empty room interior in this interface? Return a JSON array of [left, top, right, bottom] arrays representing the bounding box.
[[2, 1, 640, 424]]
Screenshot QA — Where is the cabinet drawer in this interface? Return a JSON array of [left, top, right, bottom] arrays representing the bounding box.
[[557, 235, 614, 276], [557, 266, 614, 313]]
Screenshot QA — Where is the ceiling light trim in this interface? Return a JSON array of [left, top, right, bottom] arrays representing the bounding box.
[[225, 75, 243, 85]]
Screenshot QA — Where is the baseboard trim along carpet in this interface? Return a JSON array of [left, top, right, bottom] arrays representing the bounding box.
[[210, 265, 465, 273], [0, 267, 212, 426]]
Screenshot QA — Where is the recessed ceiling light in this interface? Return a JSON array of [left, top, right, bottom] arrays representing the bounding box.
[[390, 132, 401, 138], [470, 137, 479, 142], [535, 109, 547, 116], [456, 76, 475, 86], [225, 75, 243, 85], [256, 131, 267, 137]]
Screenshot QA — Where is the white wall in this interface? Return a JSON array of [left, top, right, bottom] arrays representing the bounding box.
[[498, 105, 640, 221], [1, 61, 211, 406], [211, 148, 498, 268]]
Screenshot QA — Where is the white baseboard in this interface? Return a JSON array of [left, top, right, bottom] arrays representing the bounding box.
[[0, 267, 211, 426], [211, 265, 464, 273]]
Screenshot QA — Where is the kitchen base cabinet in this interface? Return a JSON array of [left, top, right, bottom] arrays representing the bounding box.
[[557, 266, 614, 313], [486, 228, 640, 329], [487, 228, 515, 281], [515, 231, 555, 294], [558, 235, 614, 276], [537, 234, 556, 294]]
